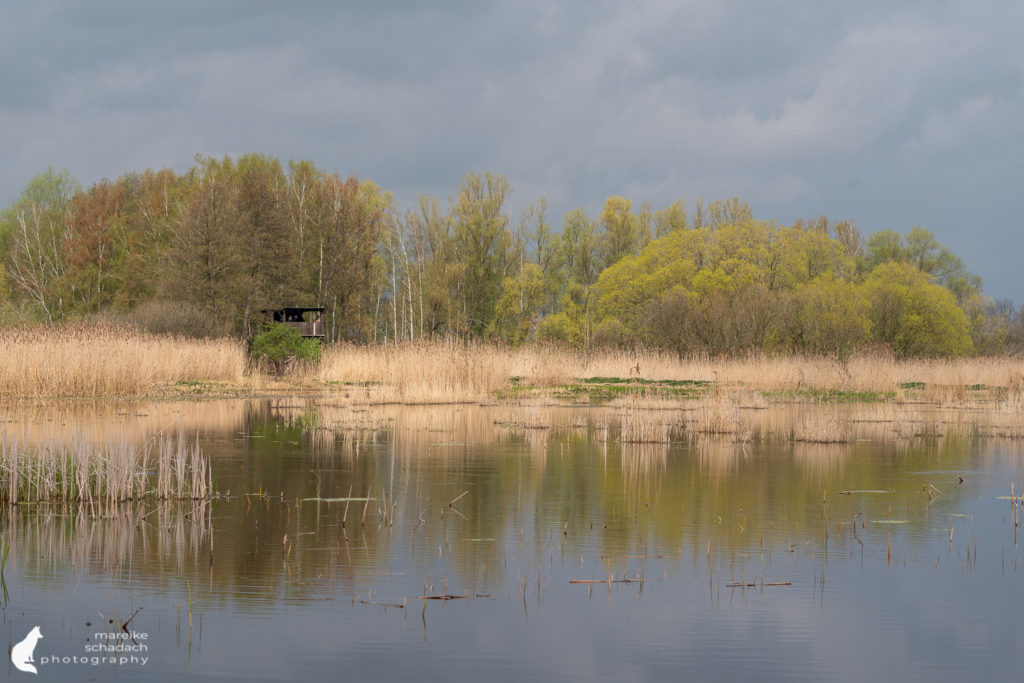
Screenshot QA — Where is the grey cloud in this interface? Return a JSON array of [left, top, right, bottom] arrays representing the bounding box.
[[1, 1, 1022, 298]]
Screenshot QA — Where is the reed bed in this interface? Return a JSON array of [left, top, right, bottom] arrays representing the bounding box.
[[2, 323, 1022, 405], [683, 397, 749, 437], [319, 341, 1024, 405], [616, 407, 674, 444], [317, 340, 574, 403], [792, 412, 853, 443], [0, 324, 246, 398], [0, 431, 212, 504]]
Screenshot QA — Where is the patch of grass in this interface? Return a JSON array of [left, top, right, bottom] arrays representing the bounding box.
[[493, 383, 537, 400], [579, 376, 710, 387], [550, 380, 706, 403], [582, 376, 631, 384], [765, 388, 895, 403], [654, 378, 711, 387]]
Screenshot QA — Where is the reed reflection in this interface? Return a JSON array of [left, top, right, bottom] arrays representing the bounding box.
[[0, 399, 1021, 613]]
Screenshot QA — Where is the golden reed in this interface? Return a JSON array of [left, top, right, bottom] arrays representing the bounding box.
[[317, 341, 1024, 405], [0, 430, 212, 504], [0, 324, 246, 398], [2, 324, 1023, 404]]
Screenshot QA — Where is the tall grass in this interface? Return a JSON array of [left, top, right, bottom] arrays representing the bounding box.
[[319, 341, 1024, 404], [0, 323, 246, 398], [316, 340, 563, 403], [2, 324, 1022, 404], [0, 431, 212, 504]]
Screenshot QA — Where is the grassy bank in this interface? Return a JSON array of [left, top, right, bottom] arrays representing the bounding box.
[[1, 325, 1022, 405]]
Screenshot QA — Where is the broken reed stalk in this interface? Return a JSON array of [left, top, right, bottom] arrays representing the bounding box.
[[361, 488, 371, 528], [342, 485, 353, 528], [726, 581, 792, 588], [0, 431, 214, 504]]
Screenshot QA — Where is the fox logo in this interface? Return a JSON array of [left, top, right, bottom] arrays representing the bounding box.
[[11, 626, 42, 674]]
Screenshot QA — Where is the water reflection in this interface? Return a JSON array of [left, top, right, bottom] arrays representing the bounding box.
[[7, 502, 212, 579], [1, 399, 1023, 681]]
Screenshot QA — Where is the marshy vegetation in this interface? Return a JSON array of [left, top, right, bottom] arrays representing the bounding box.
[[0, 324, 245, 399], [0, 430, 213, 504], [2, 324, 1023, 417]]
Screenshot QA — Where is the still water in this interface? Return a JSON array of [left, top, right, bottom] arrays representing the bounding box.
[[2, 399, 1023, 681]]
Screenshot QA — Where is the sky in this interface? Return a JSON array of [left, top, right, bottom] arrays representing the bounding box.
[[2, 1, 1022, 300]]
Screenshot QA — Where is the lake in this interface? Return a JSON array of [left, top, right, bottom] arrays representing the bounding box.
[[2, 398, 1023, 681]]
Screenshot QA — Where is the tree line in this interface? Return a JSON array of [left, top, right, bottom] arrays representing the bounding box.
[[0, 154, 1020, 356]]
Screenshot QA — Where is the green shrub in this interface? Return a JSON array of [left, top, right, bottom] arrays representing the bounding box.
[[249, 323, 321, 374]]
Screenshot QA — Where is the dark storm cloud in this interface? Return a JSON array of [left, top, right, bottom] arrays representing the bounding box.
[[1, 1, 1021, 298]]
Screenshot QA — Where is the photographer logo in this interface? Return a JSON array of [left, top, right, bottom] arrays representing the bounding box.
[[11, 626, 43, 674]]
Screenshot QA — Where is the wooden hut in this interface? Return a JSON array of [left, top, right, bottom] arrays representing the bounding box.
[[261, 307, 325, 339]]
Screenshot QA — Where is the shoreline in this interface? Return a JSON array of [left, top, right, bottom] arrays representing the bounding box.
[[2, 326, 1022, 409]]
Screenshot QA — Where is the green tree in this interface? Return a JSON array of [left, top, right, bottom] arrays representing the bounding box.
[[860, 230, 904, 272], [235, 154, 294, 338], [291, 166, 387, 341], [450, 172, 512, 337], [536, 282, 592, 348], [636, 200, 654, 251], [118, 168, 186, 310], [249, 323, 321, 375], [560, 208, 600, 288], [165, 156, 243, 325], [491, 263, 545, 345], [522, 198, 563, 314], [902, 226, 980, 303], [0, 264, 10, 307], [654, 199, 688, 237], [1, 168, 80, 320], [775, 225, 852, 288], [693, 197, 752, 229], [860, 226, 979, 302], [60, 179, 128, 314], [598, 195, 638, 268], [408, 195, 457, 337], [642, 285, 698, 357], [786, 276, 871, 355], [862, 262, 973, 357], [962, 293, 1011, 355]]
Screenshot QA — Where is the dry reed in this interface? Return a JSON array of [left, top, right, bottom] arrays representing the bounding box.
[[684, 397, 749, 436], [792, 412, 852, 443], [0, 324, 245, 398], [319, 341, 1024, 406], [2, 324, 1023, 409], [317, 340, 574, 403], [0, 430, 212, 504], [616, 407, 674, 443]]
